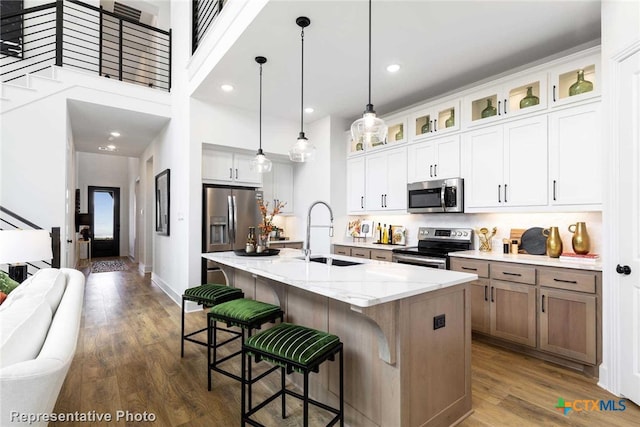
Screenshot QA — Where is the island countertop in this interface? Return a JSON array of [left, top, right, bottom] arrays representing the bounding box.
[[202, 248, 477, 308]]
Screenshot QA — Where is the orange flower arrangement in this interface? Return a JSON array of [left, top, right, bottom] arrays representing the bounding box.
[[257, 199, 286, 236]]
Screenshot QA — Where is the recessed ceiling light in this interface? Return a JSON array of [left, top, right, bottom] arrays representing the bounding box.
[[221, 84, 234, 92], [304, 107, 314, 113], [98, 145, 118, 152], [110, 131, 121, 137], [386, 64, 401, 73]]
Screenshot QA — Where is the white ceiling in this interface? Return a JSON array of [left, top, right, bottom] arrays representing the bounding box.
[[192, 0, 601, 124], [69, 0, 601, 158]]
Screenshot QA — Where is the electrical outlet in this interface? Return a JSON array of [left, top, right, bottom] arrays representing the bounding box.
[[433, 314, 446, 330]]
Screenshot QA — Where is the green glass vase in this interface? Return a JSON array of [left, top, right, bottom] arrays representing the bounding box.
[[395, 124, 403, 141], [445, 109, 455, 128], [569, 70, 593, 96], [420, 117, 430, 134], [481, 99, 497, 118], [519, 86, 539, 109]]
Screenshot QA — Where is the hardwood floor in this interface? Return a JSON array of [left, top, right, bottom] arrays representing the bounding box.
[[52, 258, 640, 426]]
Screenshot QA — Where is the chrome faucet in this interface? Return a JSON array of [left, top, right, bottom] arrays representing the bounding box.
[[304, 201, 334, 262]]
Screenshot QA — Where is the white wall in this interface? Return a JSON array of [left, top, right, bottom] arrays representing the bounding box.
[[76, 151, 135, 257]]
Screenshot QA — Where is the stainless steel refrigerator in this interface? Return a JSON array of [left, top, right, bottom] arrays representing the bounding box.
[[202, 184, 262, 284]]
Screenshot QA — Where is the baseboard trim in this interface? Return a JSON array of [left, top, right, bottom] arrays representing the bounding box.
[[151, 273, 180, 306]]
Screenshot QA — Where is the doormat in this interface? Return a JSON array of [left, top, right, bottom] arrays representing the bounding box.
[[91, 259, 128, 273]]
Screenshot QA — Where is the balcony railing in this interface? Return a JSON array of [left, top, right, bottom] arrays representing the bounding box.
[[192, 0, 224, 54], [0, 0, 171, 91]]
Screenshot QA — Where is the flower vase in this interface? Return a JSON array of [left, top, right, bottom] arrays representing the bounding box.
[[519, 86, 539, 109], [481, 99, 497, 118], [569, 70, 593, 96]]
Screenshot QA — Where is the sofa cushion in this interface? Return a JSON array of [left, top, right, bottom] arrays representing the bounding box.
[[0, 298, 52, 369], [0, 271, 19, 294], [16, 269, 67, 314]]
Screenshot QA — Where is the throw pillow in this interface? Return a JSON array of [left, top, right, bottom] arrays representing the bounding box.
[[0, 292, 6, 305], [0, 271, 19, 294]]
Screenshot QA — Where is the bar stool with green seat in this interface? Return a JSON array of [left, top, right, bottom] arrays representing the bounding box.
[[181, 283, 244, 357], [241, 322, 344, 427], [207, 298, 284, 394]]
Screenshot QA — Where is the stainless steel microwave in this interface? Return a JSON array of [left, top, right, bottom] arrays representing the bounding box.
[[407, 178, 464, 213]]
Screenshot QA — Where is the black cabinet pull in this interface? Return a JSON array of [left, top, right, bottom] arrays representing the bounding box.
[[504, 99, 507, 115], [504, 183, 508, 203], [484, 285, 488, 302], [462, 266, 477, 271], [553, 278, 577, 284], [235, 168, 238, 179], [553, 180, 557, 201], [498, 185, 501, 203], [430, 120, 434, 132], [503, 272, 522, 276], [434, 119, 437, 131], [542, 295, 546, 313], [434, 164, 437, 176], [381, 194, 384, 208], [498, 100, 501, 115], [553, 85, 557, 102], [229, 168, 233, 179], [67, 239, 73, 243], [361, 196, 364, 209], [430, 165, 433, 177], [490, 286, 495, 302], [384, 194, 387, 207]]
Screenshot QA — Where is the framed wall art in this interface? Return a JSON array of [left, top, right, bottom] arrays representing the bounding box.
[[155, 169, 170, 236]]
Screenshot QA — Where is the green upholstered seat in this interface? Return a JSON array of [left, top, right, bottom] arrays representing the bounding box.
[[209, 298, 281, 327], [245, 322, 340, 369], [183, 283, 242, 305]]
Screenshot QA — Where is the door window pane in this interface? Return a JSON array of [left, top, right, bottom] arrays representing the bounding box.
[[94, 191, 114, 239]]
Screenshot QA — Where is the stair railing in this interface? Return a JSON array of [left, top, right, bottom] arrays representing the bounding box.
[[0, 0, 171, 91], [192, 0, 224, 54], [0, 206, 61, 278]]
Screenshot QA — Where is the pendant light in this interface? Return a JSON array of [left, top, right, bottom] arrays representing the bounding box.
[[251, 56, 272, 173], [350, 0, 387, 147], [288, 16, 316, 162]]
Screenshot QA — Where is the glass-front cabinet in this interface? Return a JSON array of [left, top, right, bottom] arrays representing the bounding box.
[[464, 72, 547, 126], [409, 99, 460, 142], [548, 53, 599, 107]]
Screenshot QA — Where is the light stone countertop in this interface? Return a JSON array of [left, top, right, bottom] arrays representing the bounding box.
[[331, 240, 405, 251], [203, 248, 477, 308], [450, 250, 603, 271]]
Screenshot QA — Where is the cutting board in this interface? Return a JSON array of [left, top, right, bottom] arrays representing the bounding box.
[[520, 227, 547, 255]]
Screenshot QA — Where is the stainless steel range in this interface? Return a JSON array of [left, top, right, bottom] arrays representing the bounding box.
[[392, 227, 474, 269]]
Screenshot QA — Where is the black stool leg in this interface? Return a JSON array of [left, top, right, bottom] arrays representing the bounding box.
[[281, 366, 286, 419], [246, 328, 252, 411], [180, 297, 185, 357], [207, 315, 213, 391], [303, 371, 309, 427], [241, 344, 246, 427], [339, 348, 344, 427]]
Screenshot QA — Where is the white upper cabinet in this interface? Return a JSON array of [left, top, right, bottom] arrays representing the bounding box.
[[548, 53, 599, 107], [347, 116, 407, 157], [365, 147, 407, 212], [463, 116, 548, 209], [548, 102, 601, 206], [202, 148, 262, 186], [463, 72, 547, 127], [409, 99, 460, 142], [347, 157, 366, 213], [261, 161, 294, 215], [407, 135, 460, 183]]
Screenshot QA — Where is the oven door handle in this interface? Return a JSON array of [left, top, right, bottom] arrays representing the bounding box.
[[392, 253, 447, 267]]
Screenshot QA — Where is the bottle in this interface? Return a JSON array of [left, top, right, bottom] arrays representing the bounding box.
[[519, 86, 539, 109], [569, 69, 593, 96], [481, 99, 497, 118], [376, 222, 382, 243], [395, 124, 403, 141], [420, 117, 430, 134], [445, 109, 455, 128], [382, 224, 388, 244], [246, 227, 256, 253], [510, 239, 519, 255], [388, 224, 393, 244], [503, 239, 510, 254]]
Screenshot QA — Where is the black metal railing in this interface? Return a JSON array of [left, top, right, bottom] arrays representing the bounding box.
[[0, 206, 61, 277], [0, 0, 171, 91], [192, 0, 224, 54]]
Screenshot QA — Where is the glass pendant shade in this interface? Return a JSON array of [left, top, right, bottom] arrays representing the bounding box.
[[251, 148, 272, 173], [351, 110, 388, 148], [289, 132, 316, 162]]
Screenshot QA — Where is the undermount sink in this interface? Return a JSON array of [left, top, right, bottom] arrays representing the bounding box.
[[303, 256, 362, 267]]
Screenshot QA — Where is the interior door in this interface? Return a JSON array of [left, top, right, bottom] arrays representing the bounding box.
[[88, 186, 120, 258], [616, 47, 640, 405]]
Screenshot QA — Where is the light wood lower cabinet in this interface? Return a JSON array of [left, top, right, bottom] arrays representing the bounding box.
[[351, 248, 371, 259], [490, 280, 537, 347], [332, 245, 394, 262], [370, 249, 393, 261], [333, 245, 351, 256], [469, 280, 491, 334], [268, 241, 303, 249]]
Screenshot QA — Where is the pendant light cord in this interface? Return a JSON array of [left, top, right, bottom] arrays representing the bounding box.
[[259, 62, 263, 151], [368, 0, 372, 106], [300, 26, 305, 134]]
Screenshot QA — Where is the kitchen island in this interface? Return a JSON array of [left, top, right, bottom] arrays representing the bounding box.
[[202, 249, 477, 427]]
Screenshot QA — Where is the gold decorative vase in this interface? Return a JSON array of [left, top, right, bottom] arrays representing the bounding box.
[[568, 222, 590, 254], [542, 227, 563, 258]]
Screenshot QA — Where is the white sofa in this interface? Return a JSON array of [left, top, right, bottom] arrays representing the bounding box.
[[0, 268, 85, 427]]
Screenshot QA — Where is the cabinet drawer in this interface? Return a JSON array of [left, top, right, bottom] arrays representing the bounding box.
[[370, 249, 392, 262], [538, 267, 597, 293], [351, 248, 371, 259], [333, 245, 351, 256], [450, 258, 489, 278], [285, 242, 303, 249], [490, 263, 536, 285], [268, 242, 285, 249]]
